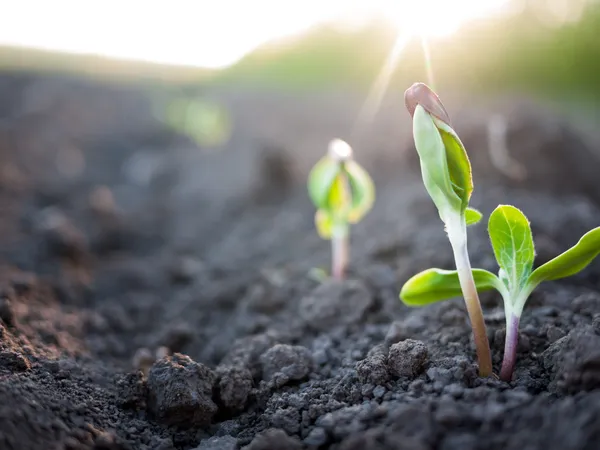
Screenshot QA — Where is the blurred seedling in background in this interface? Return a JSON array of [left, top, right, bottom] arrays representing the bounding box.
[[151, 93, 232, 148], [401, 205, 600, 381], [307, 139, 375, 280], [403, 82, 492, 376]]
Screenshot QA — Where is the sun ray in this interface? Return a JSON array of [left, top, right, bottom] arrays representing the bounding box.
[[352, 30, 412, 137], [420, 36, 436, 90]]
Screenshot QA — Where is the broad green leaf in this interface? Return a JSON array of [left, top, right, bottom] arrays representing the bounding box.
[[529, 227, 600, 285], [488, 205, 535, 292], [433, 117, 474, 211], [307, 157, 340, 210], [400, 268, 501, 307], [345, 160, 375, 223], [412, 105, 462, 219], [465, 207, 483, 226]]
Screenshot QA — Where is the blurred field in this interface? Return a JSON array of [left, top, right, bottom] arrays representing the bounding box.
[[0, 45, 215, 83], [216, 1, 600, 100], [2, 1, 598, 139], [2, 2, 599, 97]]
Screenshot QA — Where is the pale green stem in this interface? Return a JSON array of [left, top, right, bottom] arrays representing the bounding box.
[[447, 215, 493, 377], [331, 225, 349, 280]]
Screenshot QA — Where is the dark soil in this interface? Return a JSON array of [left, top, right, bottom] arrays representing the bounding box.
[[1, 72, 600, 450]]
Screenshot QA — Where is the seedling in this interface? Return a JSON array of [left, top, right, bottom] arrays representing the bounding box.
[[307, 139, 375, 280], [403, 82, 492, 376], [401, 204, 600, 381]]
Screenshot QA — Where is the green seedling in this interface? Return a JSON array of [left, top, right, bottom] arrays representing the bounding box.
[[308, 139, 375, 280], [401, 204, 600, 381], [404, 82, 492, 376]]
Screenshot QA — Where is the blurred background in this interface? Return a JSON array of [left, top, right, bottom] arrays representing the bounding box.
[[1, 0, 600, 272], [2, 0, 599, 138]]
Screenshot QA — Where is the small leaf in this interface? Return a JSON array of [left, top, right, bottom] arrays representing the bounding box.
[[529, 227, 600, 285], [412, 105, 462, 220], [307, 157, 340, 210], [345, 160, 375, 223], [488, 205, 535, 292], [314, 210, 334, 239], [400, 268, 501, 307], [434, 118, 474, 211], [308, 267, 329, 283], [465, 207, 483, 226], [325, 173, 351, 213]]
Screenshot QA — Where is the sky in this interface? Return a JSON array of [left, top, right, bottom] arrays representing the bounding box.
[[0, 0, 510, 69]]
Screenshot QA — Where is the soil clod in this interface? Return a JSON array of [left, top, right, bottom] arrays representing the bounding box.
[[260, 344, 313, 386], [217, 365, 253, 411], [388, 339, 429, 379], [356, 344, 390, 385], [147, 353, 218, 427]]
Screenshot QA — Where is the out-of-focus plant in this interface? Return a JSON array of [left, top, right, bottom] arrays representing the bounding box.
[[308, 139, 375, 280], [153, 95, 232, 147], [402, 82, 492, 377]]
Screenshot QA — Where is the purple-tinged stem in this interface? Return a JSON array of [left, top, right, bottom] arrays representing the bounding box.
[[331, 231, 348, 280], [455, 251, 493, 377], [448, 217, 493, 377], [500, 313, 520, 382]]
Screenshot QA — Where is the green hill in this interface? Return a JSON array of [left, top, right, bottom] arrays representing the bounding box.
[[0, 44, 216, 85]]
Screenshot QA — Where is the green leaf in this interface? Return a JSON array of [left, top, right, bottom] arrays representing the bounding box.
[[465, 207, 483, 226], [412, 105, 462, 220], [488, 205, 535, 292], [400, 268, 501, 307], [345, 160, 375, 223], [433, 118, 474, 211], [529, 227, 600, 285], [307, 157, 340, 210], [325, 173, 351, 214], [308, 267, 329, 283], [314, 210, 334, 239]]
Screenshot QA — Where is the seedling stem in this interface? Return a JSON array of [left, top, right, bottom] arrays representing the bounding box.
[[500, 312, 519, 381], [331, 225, 349, 280], [447, 215, 493, 376]]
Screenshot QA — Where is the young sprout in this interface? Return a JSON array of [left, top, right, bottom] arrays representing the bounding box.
[[307, 139, 375, 280], [401, 205, 600, 381], [403, 82, 492, 376]]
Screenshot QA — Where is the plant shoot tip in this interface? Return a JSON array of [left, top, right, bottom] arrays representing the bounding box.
[[328, 139, 353, 161], [404, 82, 451, 126]]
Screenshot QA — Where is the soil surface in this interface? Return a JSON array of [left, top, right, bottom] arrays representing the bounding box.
[[1, 73, 600, 450]]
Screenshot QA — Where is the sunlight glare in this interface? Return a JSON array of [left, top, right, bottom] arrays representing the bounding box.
[[1, 0, 510, 69], [420, 37, 436, 88], [354, 31, 412, 130], [351, 0, 509, 136], [380, 0, 510, 38]]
